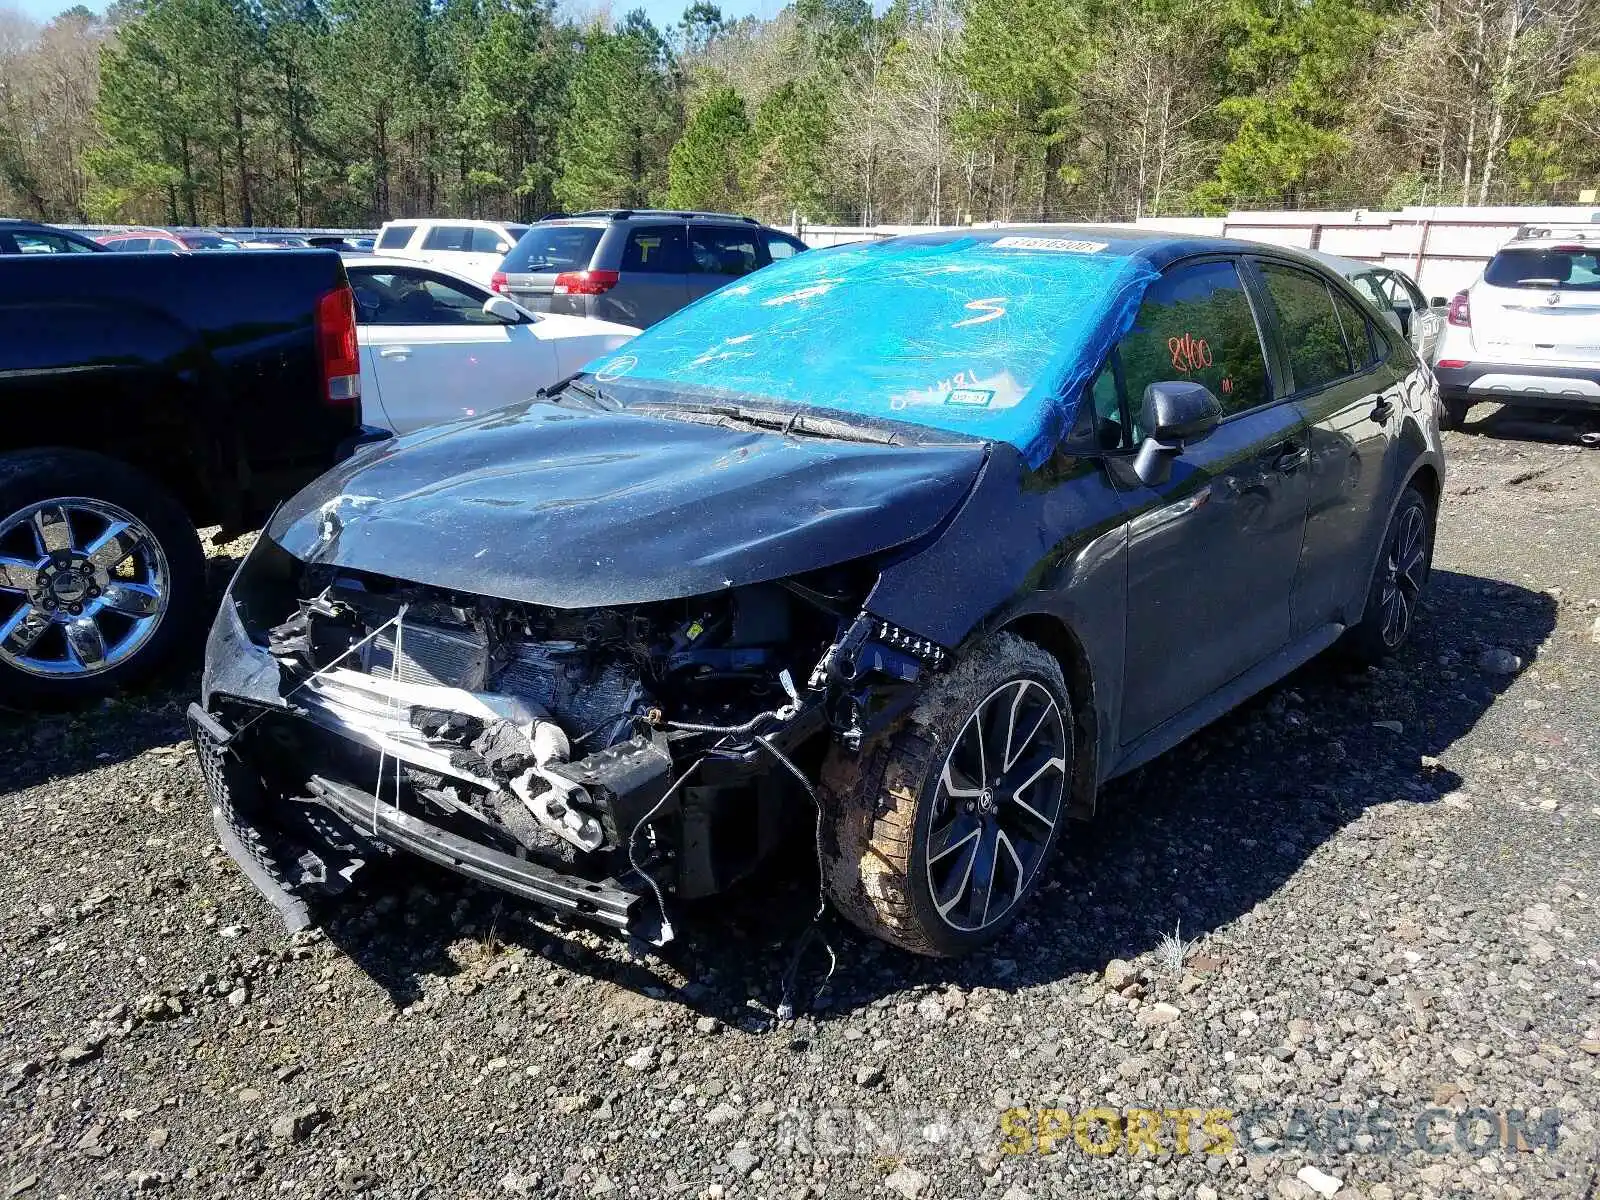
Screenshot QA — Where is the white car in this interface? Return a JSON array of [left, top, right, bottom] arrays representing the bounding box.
[[371, 218, 530, 285], [1305, 250, 1448, 364], [342, 257, 637, 436], [1432, 227, 1600, 429]]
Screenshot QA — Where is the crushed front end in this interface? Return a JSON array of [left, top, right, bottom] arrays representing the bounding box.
[[190, 534, 945, 942]]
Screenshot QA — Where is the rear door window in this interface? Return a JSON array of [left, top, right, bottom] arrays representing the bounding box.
[[1349, 270, 1396, 320], [1112, 259, 1271, 439], [764, 232, 807, 261], [688, 225, 762, 276], [502, 225, 603, 273], [1258, 263, 1352, 392], [377, 224, 417, 250], [421, 225, 473, 252], [1331, 289, 1382, 368], [621, 225, 688, 273], [470, 227, 514, 254]]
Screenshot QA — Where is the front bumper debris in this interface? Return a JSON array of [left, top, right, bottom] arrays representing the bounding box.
[[304, 775, 646, 933], [188, 700, 658, 941]]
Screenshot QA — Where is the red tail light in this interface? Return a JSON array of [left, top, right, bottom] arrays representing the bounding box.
[[1446, 291, 1471, 328], [1436, 359, 1468, 369], [315, 285, 361, 405], [553, 269, 620, 296], [490, 271, 509, 294]]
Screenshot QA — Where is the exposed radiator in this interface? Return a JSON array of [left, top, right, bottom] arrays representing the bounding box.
[[367, 622, 490, 691]]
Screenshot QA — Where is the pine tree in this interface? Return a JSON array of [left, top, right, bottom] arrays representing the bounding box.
[[555, 18, 678, 210], [666, 85, 748, 211]]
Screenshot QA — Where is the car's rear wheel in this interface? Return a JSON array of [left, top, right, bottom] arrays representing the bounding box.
[[1342, 485, 1433, 665], [0, 449, 204, 705], [1439, 398, 1470, 430], [820, 633, 1071, 956]]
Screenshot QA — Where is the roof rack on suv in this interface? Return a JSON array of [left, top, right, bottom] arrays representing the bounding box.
[[1515, 222, 1600, 240], [561, 209, 760, 224]]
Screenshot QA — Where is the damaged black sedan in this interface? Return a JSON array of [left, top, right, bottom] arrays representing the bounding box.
[[192, 227, 1445, 957]]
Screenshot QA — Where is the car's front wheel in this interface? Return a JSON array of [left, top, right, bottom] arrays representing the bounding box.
[[820, 633, 1072, 956], [0, 449, 205, 705]]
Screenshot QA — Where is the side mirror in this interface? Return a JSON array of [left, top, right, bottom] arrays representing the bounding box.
[[495, 241, 510, 254], [1429, 296, 1449, 308], [1134, 381, 1222, 486], [483, 295, 523, 324]]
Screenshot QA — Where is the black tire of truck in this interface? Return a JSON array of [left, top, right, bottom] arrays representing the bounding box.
[[0, 449, 205, 706], [1439, 397, 1470, 431], [818, 633, 1073, 957]]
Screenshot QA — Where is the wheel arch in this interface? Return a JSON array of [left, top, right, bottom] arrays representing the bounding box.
[[1407, 460, 1441, 517], [996, 611, 1100, 821]]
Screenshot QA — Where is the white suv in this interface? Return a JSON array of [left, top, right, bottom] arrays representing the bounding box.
[[372, 218, 530, 286], [1433, 226, 1600, 428]]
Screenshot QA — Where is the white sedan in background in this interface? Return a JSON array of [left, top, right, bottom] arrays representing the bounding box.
[[343, 257, 638, 435]]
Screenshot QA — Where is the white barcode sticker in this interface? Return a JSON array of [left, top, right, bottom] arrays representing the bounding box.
[[991, 235, 1108, 253]]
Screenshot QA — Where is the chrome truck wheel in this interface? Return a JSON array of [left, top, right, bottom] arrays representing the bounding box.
[[0, 497, 170, 677], [0, 450, 205, 704]]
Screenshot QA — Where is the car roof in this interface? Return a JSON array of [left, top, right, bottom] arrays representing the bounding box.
[[858, 224, 1357, 276], [379, 217, 521, 228], [1294, 247, 1384, 277], [540, 209, 764, 226]]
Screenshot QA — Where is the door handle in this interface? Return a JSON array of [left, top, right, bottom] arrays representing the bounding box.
[[379, 346, 412, 360], [1370, 397, 1394, 424], [1271, 444, 1310, 474]]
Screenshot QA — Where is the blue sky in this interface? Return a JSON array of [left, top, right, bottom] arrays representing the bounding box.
[[9, 0, 787, 26]]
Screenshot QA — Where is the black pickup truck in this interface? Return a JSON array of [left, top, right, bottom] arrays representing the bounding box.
[[0, 250, 385, 704]]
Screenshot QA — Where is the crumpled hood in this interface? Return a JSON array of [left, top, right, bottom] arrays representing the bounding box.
[[268, 400, 988, 608]]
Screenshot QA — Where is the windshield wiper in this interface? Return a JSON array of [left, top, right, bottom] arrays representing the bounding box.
[[633, 401, 900, 445], [555, 377, 622, 410]]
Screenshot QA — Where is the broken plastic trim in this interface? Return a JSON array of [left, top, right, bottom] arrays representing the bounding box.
[[304, 775, 650, 936]]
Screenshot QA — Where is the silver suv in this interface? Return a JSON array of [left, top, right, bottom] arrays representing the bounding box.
[[491, 210, 809, 327]]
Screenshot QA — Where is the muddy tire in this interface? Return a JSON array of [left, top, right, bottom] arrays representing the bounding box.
[[819, 633, 1072, 957], [1439, 397, 1469, 431], [1342, 486, 1433, 665]]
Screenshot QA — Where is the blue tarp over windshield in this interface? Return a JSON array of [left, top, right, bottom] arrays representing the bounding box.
[[583, 233, 1160, 468]]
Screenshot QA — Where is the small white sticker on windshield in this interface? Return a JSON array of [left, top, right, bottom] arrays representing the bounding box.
[[991, 235, 1108, 253], [945, 388, 994, 407]]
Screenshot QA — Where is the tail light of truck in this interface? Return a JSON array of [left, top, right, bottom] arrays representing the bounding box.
[[552, 269, 620, 296], [1446, 291, 1471, 328], [315, 285, 361, 405], [490, 271, 509, 295]]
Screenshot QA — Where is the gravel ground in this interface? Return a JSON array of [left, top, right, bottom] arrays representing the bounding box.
[[3, 425, 1598, 1200]]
